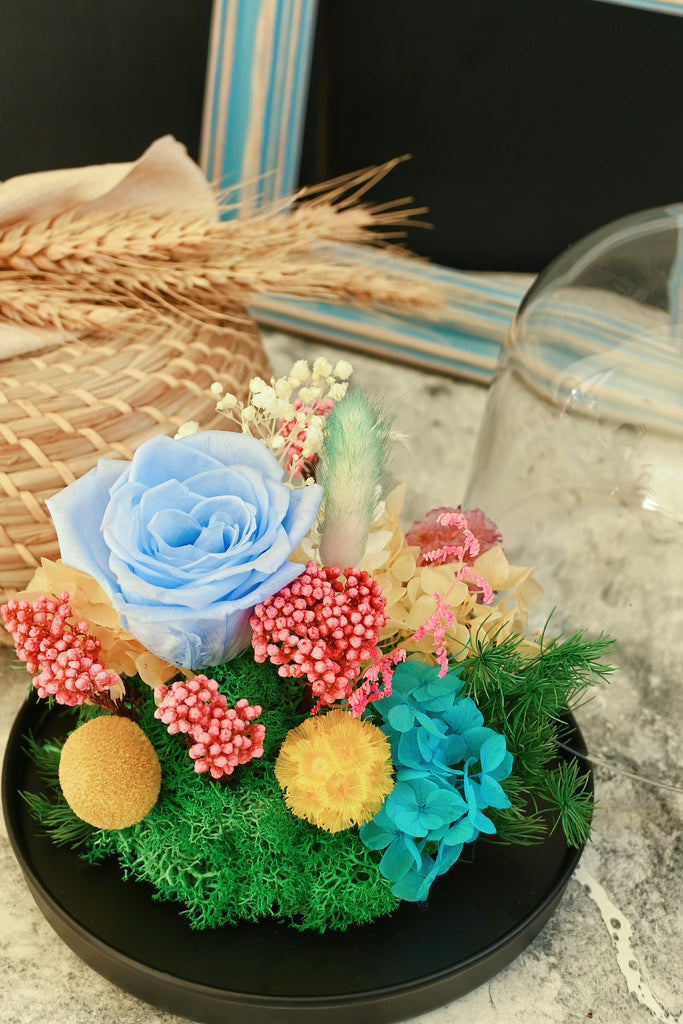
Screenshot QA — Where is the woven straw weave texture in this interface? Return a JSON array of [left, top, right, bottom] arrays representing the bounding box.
[[0, 317, 269, 608]]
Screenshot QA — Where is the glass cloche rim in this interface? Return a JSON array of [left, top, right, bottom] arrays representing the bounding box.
[[515, 202, 683, 318]]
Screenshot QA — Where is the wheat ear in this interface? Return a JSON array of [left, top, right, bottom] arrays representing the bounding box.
[[0, 161, 446, 337]]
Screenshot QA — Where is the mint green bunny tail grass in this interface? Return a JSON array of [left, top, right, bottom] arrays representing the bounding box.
[[318, 390, 394, 569]]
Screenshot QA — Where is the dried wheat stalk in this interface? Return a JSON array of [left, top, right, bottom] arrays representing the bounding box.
[[0, 161, 447, 338]]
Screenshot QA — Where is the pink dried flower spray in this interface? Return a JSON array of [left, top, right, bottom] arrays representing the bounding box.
[[405, 506, 501, 568], [2, 592, 120, 705]]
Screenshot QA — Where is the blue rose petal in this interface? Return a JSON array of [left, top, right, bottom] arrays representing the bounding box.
[[46, 431, 322, 668]]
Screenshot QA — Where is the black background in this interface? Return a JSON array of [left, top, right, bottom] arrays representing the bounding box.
[[299, 0, 683, 271], [2, 1, 682, 272], [0, 1, 212, 175]]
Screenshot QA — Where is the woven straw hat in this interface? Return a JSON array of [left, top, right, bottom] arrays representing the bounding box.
[[0, 317, 269, 605], [0, 138, 272, 609]]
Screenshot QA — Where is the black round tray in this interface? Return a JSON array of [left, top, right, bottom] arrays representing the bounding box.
[[2, 695, 589, 1024]]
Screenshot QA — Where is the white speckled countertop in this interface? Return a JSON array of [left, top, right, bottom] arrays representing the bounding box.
[[1, 331, 681, 1024]]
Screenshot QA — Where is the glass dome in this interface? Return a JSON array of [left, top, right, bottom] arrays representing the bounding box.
[[465, 204, 683, 772]]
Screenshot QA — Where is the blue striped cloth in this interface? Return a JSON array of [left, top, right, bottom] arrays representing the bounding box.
[[249, 263, 532, 384], [200, 0, 318, 211], [198, 0, 533, 380], [597, 0, 683, 14]]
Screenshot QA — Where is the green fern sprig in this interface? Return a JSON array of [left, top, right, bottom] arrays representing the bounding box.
[[457, 625, 614, 849], [543, 760, 595, 847], [21, 790, 96, 849], [22, 731, 63, 791]]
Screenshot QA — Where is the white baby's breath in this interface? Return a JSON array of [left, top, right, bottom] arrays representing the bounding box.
[[211, 358, 354, 486], [174, 420, 200, 438], [329, 382, 348, 402], [333, 360, 353, 380], [289, 360, 310, 384], [312, 356, 333, 380], [216, 392, 238, 411]]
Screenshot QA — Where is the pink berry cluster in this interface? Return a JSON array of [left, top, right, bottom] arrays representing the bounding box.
[[250, 561, 387, 708], [154, 675, 265, 780], [279, 397, 333, 476], [1, 593, 121, 706]]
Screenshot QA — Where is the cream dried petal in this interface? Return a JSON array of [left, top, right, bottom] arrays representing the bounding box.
[[391, 549, 417, 582], [418, 564, 468, 603], [515, 575, 544, 613], [403, 593, 441, 631], [472, 546, 511, 590], [385, 481, 408, 519]]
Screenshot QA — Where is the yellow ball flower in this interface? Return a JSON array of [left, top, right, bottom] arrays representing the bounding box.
[[274, 709, 393, 833], [59, 715, 161, 829]]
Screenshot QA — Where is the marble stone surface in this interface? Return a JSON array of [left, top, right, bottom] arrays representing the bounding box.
[[1, 331, 681, 1024]]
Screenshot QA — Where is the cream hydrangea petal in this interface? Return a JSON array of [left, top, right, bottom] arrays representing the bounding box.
[[385, 481, 408, 518], [388, 549, 416, 581], [358, 527, 395, 572], [472, 546, 511, 589], [515, 575, 545, 613], [418, 564, 461, 597], [20, 558, 180, 688], [403, 593, 442, 631], [504, 562, 534, 585], [447, 621, 473, 658]]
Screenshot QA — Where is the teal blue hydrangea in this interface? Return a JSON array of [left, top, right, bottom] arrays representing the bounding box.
[[359, 659, 513, 902]]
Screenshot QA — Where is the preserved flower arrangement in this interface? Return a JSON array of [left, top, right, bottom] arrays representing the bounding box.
[[2, 356, 613, 933]]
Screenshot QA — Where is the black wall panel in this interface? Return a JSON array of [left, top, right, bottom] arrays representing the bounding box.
[[300, 0, 683, 271], [0, 1, 212, 177]]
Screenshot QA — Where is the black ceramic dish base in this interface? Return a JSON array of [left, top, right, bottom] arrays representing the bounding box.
[[3, 695, 589, 1024]]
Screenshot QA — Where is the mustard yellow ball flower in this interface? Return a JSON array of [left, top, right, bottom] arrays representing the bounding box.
[[59, 715, 161, 830], [274, 709, 393, 833]]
